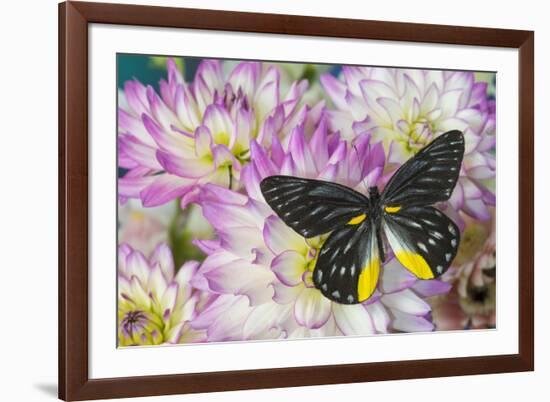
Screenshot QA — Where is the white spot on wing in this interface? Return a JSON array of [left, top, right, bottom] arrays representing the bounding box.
[[436, 265, 443, 274], [316, 270, 323, 282], [448, 224, 456, 235], [451, 239, 457, 247], [417, 242, 428, 253], [332, 290, 341, 299], [428, 238, 436, 246], [445, 253, 452, 262]]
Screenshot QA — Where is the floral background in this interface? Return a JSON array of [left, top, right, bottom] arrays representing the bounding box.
[[117, 55, 496, 346]]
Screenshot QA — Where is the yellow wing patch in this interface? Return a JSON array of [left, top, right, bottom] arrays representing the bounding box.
[[384, 206, 402, 213], [394, 251, 434, 279], [347, 214, 367, 225], [357, 257, 380, 302]]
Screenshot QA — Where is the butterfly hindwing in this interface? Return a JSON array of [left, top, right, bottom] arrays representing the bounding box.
[[381, 130, 465, 207], [382, 205, 460, 279], [260, 176, 368, 238], [312, 221, 380, 304]]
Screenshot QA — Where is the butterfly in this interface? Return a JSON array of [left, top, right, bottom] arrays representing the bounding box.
[[260, 130, 465, 305]]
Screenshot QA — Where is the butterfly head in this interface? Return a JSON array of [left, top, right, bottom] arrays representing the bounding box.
[[368, 186, 380, 202]]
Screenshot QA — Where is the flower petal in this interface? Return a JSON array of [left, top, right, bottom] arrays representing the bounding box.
[[254, 66, 280, 121], [463, 181, 482, 204], [156, 150, 214, 178], [205, 260, 275, 305], [150, 243, 175, 281], [332, 303, 375, 335], [463, 198, 491, 221], [160, 283, 178, 316], [129, 275, 151, 308], [243, 302, 286, 340], [219, 226, 264, 260], [126, 250, 151, 281], [202, 200, 260, 230], [412, 279, 452, 298], [294, 287, 332, 329], [147, 263, 168, 301], [320, 73, 348, 109], [392, 310, 434, 332], [365, 302, 390, 333], [382, 289, 431, 315], [142, 113, 191, 154], [272, 281, 304, 304], [202, 104, 235, 147], [263, 215, 308, 256], [379, 258, 417, 293], [118, 172, 155, 199], [229, 62, 261, 100], [271, 250, 307, 286], [205, 296, 251, 341], [119, 135, 162, 170], [174, 85, 201, 131], [140, 174, 195, 207], [288, 125, 317, 177], [194, 126, 213, 158]]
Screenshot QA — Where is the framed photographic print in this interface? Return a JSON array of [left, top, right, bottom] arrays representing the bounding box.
[[59, 1, 534, 400]]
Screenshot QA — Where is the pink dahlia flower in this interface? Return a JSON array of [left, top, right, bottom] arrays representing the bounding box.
[[118, 243, 208, 346], [118, 200, 176, 255], [431, 212, 496, 330], [118, 58, 322, 207], [321, 67, 496, 222], [190, 120, 451, 341]]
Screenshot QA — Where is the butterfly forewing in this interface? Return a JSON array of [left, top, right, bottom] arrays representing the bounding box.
[[260, 176, 368, 238], [312, 221, 380, 304], [381, 130, 465, 207], [382, 206, 460, 279]]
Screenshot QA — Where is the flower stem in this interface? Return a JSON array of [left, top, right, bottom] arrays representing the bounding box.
[[228, 165, 233, 190]]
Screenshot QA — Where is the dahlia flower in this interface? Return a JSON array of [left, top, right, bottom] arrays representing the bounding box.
[[118, 243, 206, 346], [321, 67, 496, 222], [191, 119, 451, 340], [118, 58, 322, 208], [223, 60, 333, 106], [118, 199, 176, 255], [431, 211, 496, 330]]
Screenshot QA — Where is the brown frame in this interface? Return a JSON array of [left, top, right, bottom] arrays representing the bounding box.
[[59, 1, 534, 400]]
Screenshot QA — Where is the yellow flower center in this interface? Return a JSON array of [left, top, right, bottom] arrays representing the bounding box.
[[118, 301, 165, 346]]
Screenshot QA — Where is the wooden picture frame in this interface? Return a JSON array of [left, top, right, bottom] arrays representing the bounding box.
[[59, 1, 534, 400]]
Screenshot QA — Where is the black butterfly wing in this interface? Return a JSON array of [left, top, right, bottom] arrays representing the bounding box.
[[381, 130, 465, 207], [260, 176, 369, 238], [382, 206, 460, 279], [312, 221, 380, 304]]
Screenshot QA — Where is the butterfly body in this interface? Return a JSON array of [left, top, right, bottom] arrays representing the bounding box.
[[260, 130, 465, 305], [366, 186, 386, 263]]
